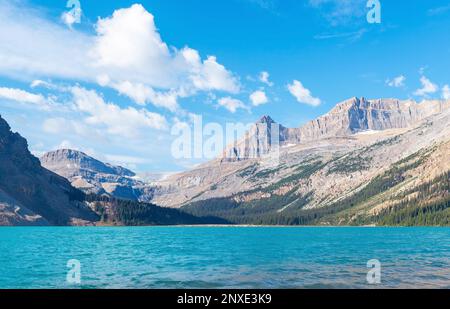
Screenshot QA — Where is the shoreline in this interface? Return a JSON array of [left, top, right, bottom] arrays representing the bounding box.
[[1, 224, 448, 228]]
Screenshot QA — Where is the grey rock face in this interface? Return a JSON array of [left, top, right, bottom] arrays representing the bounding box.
[[0, 115, 98, 226], [152, 98, 450, 209], [41, 149, 135, 178], [286, 97, 450, 142], [41, 149, 154, 201], [223, 98, 450, 161]]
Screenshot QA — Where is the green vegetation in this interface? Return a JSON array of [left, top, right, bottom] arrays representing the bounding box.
[[183, 191, 312, 225], [327, 154, 372, 175], [265, 160, 325, 191], [254, 165, 285, 179], [85, 195, 228, 226], [373, 171, 450, 226], [238, 163, 258, 178], [183, 147, 449, 227]]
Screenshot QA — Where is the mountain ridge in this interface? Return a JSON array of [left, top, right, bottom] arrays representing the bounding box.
[[0, 114, 224, 226], [223, 97, 450, 161], [41, 149, 155, 202], [27, 96, 450, 226], [0, 115, 99, 225], [150, 97, 450, 226]]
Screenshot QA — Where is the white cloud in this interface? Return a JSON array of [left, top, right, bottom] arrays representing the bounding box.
[[287, 80, 321, 106], [0, 87, 45, 104], [71, 87, 168, 138], [31, 80, 50, 88], [386, 75, 406, 88], [0, 1, 93, 81], [0, 2, 239, 111], [414, 76, 438, 97], [0, 86, 56, 111], [217, 97, 247, 113], [43, 118, 94, 138], [182, 48, 240, 93], [442, 85, 450, 100], [112, 81, 179, 112], [91, 5, 239, 96], [250, 90, 269, 106], [259, 71, 273, 86]]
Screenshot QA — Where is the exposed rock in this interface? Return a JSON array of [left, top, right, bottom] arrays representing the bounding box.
[[41, 149, 155, 202], [222, 98, 450, 161], [0, 115, 98, 226], [151, 98, 450, 213]]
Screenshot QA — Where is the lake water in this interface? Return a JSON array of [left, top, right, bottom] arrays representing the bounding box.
[[0, 227, 449, 289]]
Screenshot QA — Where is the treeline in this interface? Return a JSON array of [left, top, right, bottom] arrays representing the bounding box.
[[372, 171, 450, 226], [85, 194, 229, 226], [182, 152, 450, 226]]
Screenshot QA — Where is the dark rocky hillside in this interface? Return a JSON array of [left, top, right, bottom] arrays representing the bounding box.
[[0, 115, 99, 225]]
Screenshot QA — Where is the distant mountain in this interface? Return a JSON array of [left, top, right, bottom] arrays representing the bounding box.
[[152, 98, 450, 226], [41, 149, 154, 202], [0, 115, 99, 226], [0, 115, 226, 226], [223, 97, 450, 161]]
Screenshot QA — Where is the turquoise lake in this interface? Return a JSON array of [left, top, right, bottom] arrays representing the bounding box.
[[0, 227, 449, 289]]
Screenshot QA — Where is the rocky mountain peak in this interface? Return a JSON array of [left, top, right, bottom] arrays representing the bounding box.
[[40, 149, 155, 202], [41, 149, 135, 177], [0, 115, 98, 225], [221, 98, 450, 161]]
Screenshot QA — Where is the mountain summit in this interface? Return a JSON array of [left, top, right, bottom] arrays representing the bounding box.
[[152, 97, 450, 226], [41, 149, 154, 202], [41, 149, 135, 179], [223, 98, 450, 161]]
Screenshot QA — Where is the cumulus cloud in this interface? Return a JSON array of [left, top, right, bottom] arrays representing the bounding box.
[[287, 80, 321, 106], [71, 87, 168, 138], [181, 48, 240, 93], [442, 85, 450, 100], [259, 71, 273, 86], [112, 81, 179, 112], [414, 76, 438, 97], [0, 2, 239, 112], [386, 75, 406, 88], [217, 97, 248, 113], [250, 90, 269, 106], [90, 4, 239, 98]]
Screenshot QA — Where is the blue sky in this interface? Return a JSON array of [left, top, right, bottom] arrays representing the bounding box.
[[0, 0, 449, 173]]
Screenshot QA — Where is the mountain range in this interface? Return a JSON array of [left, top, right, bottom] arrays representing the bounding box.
[[0, 116, 98, 225], [0, 114, 223, 226], [151, 97, 450, 225], [1, 96, 449, 226]]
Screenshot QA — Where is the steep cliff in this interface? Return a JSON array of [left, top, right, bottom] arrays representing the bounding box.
[[223, 98, 450, 161], [0, 115, 99, 225]]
